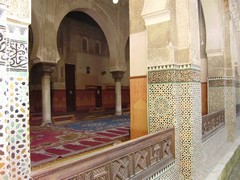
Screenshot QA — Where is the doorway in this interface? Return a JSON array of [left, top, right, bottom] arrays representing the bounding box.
[[65, 64, 76, 112], [95, 86, 102, 108]]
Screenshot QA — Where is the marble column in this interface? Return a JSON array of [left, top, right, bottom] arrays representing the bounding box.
[[36, 62, 56, 126], [111, 71, 125, 115], [41, 72, 52, 126]]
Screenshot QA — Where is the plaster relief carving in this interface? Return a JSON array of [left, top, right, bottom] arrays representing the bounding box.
[[7, 0, 30, 22], [0, 0, 8, 5]]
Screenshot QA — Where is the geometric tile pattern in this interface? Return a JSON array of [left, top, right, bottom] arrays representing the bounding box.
[[6, 75, 30, 179], [148, 83, 177, 133], [208, 77, 230, 112], [178, 82, 202, 179], [225, 86, 236, 141], [208, 86, 224, 112], [209, 77, 236, 141], [148, 64, 202, 179], [147, 162, 177, 180]]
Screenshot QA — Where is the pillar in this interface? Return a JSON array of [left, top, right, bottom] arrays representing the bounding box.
[[111, 71, 124, 115], [208, 5, 237, 141], [129, 0, 148, 139], [142, 0, 202, 179], [41, 72, 52, 125], [0, 0, 31, 179], [225, 9, 236, 141], [36, 62, 56, 126]]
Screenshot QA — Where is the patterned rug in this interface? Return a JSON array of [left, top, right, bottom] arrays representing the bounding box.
[[63, 115, 130, 132], [30, 116, 130, 167]]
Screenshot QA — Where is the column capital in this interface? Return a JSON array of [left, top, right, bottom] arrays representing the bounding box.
[[111, 71, 125, 82], [35, 62, 56, 76]]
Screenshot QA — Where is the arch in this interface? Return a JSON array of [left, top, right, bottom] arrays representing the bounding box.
[[55, 1, 125, 70], [31, 1, 60, 66], [29, 9, 41, 69], [201, 0, 224, 54]]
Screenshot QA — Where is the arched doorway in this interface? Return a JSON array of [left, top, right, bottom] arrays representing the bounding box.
[[55, 11, 115, 114]]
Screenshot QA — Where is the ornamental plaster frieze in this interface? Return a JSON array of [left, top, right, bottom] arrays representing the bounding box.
[[7, 0, 30, 24], [208, 76, 235, 80], [148, 63, 201, 71], [148, 69, 200, 84], [0, 0, 8, 5], [148, 64, 201, 84], [231, 0, 240, 33], [130, 0, 145, 34], [208, 76, 236, 87], [206, 48, 224, 58]]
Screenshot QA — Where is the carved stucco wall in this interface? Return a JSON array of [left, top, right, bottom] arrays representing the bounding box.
[[129, 0, 147, 77]]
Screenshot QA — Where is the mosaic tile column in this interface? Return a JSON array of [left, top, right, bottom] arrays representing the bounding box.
[[208, 9, 237, 141], [224, 78, 236, 141], [0, 0, 31, 179], [111, 71, 125, 115], [143, 0, 202, 179], [5, 21, 31, 180], [148, 65, 202, 179]]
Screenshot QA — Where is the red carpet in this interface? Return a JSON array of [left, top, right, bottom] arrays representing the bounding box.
[[30, 125, 129, 167]]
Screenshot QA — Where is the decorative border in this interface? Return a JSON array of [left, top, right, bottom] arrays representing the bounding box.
[[148, 64, 201, 71], [146, 161, 176, 180], [148, 64, 201, 84], [6, 23, 28, 72], [208, 77, 236, 87]]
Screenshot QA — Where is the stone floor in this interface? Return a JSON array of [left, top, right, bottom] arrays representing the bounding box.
[[205, 122, 240, 179], [228, 159, 240, 180]]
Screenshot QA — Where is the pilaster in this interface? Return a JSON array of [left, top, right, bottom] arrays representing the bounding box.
[[207, 3, 237, 142], [0, 0, 31, 179], [143, 0, 202, 179]]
